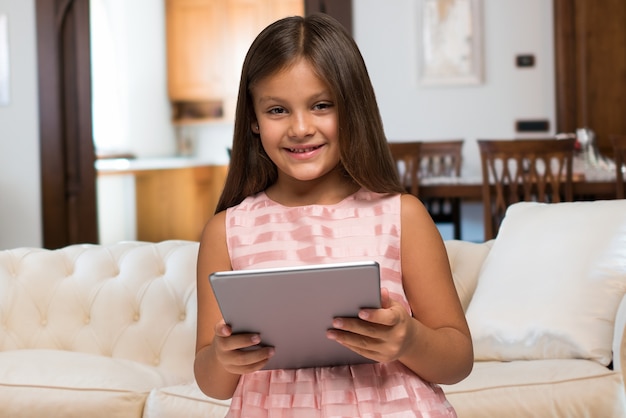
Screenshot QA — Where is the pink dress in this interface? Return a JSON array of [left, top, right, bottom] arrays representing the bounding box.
[[224, 189, 456, 417]]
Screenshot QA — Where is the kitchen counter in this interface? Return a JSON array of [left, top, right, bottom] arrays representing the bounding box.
[[96, 158, 229, 243], [96, 157, 219, 175]]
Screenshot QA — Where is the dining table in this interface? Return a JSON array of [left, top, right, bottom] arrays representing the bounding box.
[[418, 157, 619, 202]]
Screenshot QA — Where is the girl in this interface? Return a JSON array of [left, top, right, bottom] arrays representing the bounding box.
[[194, 13, 473, 417]]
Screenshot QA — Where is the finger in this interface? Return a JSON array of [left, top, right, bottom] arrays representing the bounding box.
[[232, 333, 264, 351], [328, 328, 402, 364], [231, 345, 276, 366], [326, 329, 385, 359], [330, 317, 382, 340], [357, 301, 404, 328], [380, 287, 392, 309], [224, 346, 276, 374], [356, 287, 393, 323], [216, 330, 264, 353]]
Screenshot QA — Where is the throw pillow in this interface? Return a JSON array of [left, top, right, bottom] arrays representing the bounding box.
[[466, 200, 626, 365]]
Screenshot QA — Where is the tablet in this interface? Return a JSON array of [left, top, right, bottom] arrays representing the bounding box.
[[209, 261, 381, 370]]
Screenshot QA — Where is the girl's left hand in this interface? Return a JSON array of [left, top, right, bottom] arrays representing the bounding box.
[[326, 287, 415, 363]]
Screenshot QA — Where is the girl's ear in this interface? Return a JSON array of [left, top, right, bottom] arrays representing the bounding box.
[[251, 122, 260, 134]]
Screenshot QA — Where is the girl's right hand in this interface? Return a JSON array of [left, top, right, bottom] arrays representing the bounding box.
[[212, 320, 275, 375]]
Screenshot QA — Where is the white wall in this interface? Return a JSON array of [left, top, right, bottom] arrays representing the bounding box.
[[0, 0, 41, 249], [354, 0, 555, 177], [0, 0, 555, 248]]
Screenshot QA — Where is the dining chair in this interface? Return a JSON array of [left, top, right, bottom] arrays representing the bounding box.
[[418, 140, 464, 239], [388, 140, 464, 239], [478, 138, 576, 240], [609, 134, 626, 199], [388, 141, 422, 197]]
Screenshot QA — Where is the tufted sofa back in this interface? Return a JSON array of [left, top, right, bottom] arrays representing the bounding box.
[[0, 238, 495, 386], [0, 240, 199, 382]]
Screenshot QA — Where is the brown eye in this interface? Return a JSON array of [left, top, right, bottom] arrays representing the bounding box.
[[313, 102, 333, 111], [269, 107, 286, 115]]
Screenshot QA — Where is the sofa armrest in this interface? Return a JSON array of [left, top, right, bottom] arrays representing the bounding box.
[[444, 239, 494, 312], [613, 294, 626, 376]]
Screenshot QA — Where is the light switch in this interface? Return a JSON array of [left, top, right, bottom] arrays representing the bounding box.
[[516, 54, 535, 68]]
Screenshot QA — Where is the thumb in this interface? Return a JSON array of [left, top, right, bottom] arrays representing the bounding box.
[[215, 320, 232, 337], [380, 287, 393, 309]]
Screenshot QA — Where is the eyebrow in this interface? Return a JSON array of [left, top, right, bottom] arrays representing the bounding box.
[[256, 91, 333, 105], [256, 95, 281, 104]]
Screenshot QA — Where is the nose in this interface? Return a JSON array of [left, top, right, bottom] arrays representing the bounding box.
[[289, 112, 315, 139]]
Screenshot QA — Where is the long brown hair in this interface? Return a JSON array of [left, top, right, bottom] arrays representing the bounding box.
[[216, 13, 403, 213]]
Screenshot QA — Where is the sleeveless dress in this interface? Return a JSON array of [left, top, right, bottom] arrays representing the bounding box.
[[224, 189, 456, 418]]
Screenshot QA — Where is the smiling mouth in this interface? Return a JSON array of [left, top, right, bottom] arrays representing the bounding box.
[[288, 145, 323, 153]]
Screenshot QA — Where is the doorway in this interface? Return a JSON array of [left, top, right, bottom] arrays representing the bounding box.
[[36, 0, 352, 248]]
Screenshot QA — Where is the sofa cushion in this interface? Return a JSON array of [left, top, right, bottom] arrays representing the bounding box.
[[143, 382, 231, 418], [0, 349, 175, 418], [466, 200, 626, 365], [441, 360, 626, 418]]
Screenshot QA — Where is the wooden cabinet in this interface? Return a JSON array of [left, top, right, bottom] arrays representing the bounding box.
[[165, 0, 304, 123], [134, 165, 228, 242], [166, 0, 226, 102]]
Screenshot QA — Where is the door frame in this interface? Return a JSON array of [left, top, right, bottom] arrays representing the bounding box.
[[36, 0, 98, 249]]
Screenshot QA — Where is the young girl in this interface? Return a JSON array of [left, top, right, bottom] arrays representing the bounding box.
[[194, 13, 473, 417]]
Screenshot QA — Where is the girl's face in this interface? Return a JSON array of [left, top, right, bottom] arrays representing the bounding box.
[[251, 59, 341, 187]]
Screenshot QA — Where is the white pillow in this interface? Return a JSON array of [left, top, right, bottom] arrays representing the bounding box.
[[466, 200, 626, 365]]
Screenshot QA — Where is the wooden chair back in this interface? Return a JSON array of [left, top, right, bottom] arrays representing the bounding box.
[[418, 140, 463, 178], [609, 134, 626, 199], [388, 141, 422, 196], [478, 138, 576, 240], [418, 140, 464, 239]]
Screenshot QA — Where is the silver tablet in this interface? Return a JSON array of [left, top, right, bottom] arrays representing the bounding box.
[[209, 261, 381, 370]]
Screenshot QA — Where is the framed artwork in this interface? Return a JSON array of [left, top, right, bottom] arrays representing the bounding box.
[[0, 14, 9, 106], [419, 0, 483, 86]]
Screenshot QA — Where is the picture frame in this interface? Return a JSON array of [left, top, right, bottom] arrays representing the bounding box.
[[418, 0, 483, 86]]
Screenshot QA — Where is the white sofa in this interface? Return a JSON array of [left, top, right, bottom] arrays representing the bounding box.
[[0, 200, 625, 417]]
